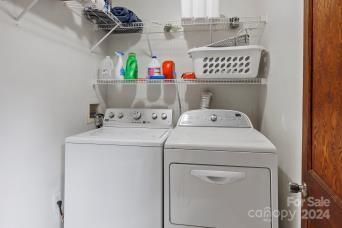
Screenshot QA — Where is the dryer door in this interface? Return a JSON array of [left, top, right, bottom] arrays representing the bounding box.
[[169, 164, 272, 228]]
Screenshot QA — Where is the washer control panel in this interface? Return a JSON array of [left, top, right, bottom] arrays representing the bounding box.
[[104, 108, 173, 128], [178, 109, 252, 128]]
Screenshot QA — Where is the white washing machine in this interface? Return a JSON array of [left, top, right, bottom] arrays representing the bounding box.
[[164, 109, 278, 228], [64, 108, 172, 228]]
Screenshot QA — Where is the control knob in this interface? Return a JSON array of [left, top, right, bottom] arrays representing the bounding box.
[[118, 113, 124, 119], [108, 112, 115, 119], [152, 113, 158, 120], [161, 113, 168, 120], [133, 112, 142, 120], [161, 113, 167, 120], [210, 114, 217, 122]]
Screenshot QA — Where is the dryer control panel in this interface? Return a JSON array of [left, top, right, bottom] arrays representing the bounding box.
[[178, 109, 252, 128], [104, 108, 173, 128]]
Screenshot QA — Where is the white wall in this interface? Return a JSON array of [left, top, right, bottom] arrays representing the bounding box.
[[0, 1, 108, 228], [258, 1, 303, 228]]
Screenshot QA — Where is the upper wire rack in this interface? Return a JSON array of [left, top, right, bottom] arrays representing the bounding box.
[[83, 6, 144, 34]]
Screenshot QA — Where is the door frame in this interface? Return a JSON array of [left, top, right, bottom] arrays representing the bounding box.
[[303, 0, 342, 227], [302, 0, 312, 227]]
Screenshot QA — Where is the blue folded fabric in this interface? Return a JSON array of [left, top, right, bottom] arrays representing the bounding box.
[[112, 7, 129, 16], [111, 7, 130, 23], [111, 7, 142, 23], [128, 10, 138, 23]]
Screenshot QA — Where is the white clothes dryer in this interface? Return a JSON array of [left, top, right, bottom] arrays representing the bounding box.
[[164, 109, 278, 228]]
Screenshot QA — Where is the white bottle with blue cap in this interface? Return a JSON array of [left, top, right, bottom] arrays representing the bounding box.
[[114, 51, 125, 80]]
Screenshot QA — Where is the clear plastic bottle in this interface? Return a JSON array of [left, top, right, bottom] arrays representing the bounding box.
[[147, 56, 162, 79], [99, 56, 114, 79]]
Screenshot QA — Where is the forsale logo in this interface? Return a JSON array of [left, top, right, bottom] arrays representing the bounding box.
[[248, 196, 331, 222]]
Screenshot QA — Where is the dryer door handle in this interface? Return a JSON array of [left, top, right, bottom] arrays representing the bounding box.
[[190, 170, 246, 185]]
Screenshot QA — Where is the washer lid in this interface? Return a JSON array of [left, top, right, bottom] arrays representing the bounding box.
[[165, 127, 276, 153], [66, 127, 170, 147]]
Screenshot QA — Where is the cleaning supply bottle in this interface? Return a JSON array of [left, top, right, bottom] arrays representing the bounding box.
[[114, 51, 125, 80], [103, 0, 112, 13], [147, 56, 162, 79], [125, 53, 138, 80], [99, 56, 114, 79]]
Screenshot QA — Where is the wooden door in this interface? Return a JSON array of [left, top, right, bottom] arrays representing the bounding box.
[[303, 0, 342, 227]]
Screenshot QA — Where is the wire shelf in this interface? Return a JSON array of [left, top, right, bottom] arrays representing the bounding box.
[[82, 8, 266, 35], [181, 16, 266, 26], [94, 78, 267, 85], [63, 1, 267, 51], [83, 7, 144, 34]]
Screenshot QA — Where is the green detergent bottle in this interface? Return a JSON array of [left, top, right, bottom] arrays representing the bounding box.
[[125, 53, 138, 79]]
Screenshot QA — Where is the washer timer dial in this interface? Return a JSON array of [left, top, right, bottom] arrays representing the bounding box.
[[132, 111, 142, 120]]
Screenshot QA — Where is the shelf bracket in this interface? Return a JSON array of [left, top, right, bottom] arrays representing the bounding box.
[[90, 24, 119, 52], [15, 0, 40, 21], [145, 32, 154, 57]]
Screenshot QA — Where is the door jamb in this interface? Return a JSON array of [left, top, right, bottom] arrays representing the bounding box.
[[302, 0, 313, 227]]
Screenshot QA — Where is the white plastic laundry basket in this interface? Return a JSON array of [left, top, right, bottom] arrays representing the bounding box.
[[188, 45, 265, 79]]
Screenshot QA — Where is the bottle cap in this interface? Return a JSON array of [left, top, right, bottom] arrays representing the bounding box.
[[115, 51, 124, 56]]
